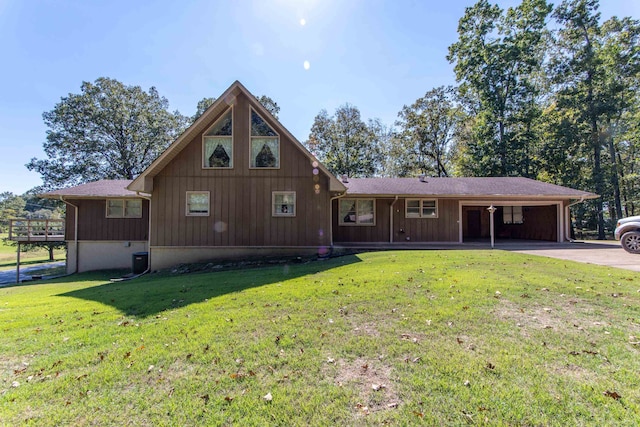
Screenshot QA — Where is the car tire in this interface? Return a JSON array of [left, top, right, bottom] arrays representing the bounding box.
[[620, 230, 640, 254]]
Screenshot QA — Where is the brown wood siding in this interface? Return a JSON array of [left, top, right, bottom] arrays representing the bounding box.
[[394, 199, 459, 242], [496, 205, 557, 241], [332, 198, 459, 243], [151, 92, 331, 247], [65, 199, 149, 241]]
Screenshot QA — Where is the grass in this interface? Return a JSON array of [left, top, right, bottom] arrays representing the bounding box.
[[1, 250, 639, 426], [0, 233, 66, 271]]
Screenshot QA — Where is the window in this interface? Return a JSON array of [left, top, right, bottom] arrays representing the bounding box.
[[339, 199, 375, 225], [503, 206, 524, 224], [106, 199, 142, 218], [203, 109, 233, 168], [250, 109, 279, 168], [272, 192, 296, 217], [405, 199, 438, 218], [186, 192, 210, 216]]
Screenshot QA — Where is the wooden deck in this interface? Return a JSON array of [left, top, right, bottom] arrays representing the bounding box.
[[8, 219, 65, 242]]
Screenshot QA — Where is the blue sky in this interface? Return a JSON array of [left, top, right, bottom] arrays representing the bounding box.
[[1, 0, 638, 195]]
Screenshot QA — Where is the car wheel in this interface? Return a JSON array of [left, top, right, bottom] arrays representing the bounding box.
[[620, 231, 640, 254]]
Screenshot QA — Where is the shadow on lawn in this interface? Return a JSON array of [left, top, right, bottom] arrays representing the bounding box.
[[57, 255, 362, 318]]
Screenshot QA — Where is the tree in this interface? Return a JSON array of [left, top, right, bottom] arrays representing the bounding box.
[[447, 0, 552, 177], [307, 104, 382, 178], [394, 86, 460, 177], [191, 95, 280, 123], [0, 192, 26, 233], [26, 77, 189, 189]]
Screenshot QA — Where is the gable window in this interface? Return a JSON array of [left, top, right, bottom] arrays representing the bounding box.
[[339, 199, 375, 225], [503, 206, 524, 224], [186, 191, 210, 216], [272, 191, 296, 217], [203, 109, 233, 168], [250, 109, 279, 168], [405, 199, 438, 218], [106, 199, 142, 218]]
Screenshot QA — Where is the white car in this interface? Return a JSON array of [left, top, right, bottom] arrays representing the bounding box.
[[614, 215, 640, 254]]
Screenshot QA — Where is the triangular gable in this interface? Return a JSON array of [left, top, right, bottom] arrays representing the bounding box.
[[128, 81, 346, 193]]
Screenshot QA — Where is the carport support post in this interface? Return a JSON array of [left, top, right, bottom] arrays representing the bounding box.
[[487, 205, 497, 249], [16, 242, 20, 284]]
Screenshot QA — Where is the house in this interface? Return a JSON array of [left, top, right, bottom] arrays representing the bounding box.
[[41, 81, 597, 273]]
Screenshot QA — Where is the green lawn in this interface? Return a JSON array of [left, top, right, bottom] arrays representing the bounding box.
[[0, 233, 66, 271], [1, 250, 639, 426]]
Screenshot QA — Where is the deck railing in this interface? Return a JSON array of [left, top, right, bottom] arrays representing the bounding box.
[[8, 219, 66, 242]]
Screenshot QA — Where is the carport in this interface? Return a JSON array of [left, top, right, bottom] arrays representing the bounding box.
[[459, 201, 564, 244]]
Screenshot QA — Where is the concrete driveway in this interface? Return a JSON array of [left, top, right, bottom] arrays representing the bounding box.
[[510, 241, 640, 272]]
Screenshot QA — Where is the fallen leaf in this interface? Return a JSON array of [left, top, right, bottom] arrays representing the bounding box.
[[224, 396, 234, 403], [603, 390, 621, 400], [263, 392, 273, 402], [413, 411, 424, 418]]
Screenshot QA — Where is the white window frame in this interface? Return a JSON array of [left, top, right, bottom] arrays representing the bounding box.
[[106, 199, 143, 218], [405, 199, 438, 218], [503, 206, 524, 224], [272, 191, 296, 217], [202, 108, 233, 169], [339, 199, 376, 226], [186, 191, 210, 217], [249, 107, 280, 169]]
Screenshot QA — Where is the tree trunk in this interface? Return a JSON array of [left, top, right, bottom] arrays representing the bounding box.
[[49, 245, 55, 261], [605, 120, 623, 220]]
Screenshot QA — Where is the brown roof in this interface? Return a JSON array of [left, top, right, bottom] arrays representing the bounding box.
[[342, 177, 598, 199], [40, 180, 138, 198]]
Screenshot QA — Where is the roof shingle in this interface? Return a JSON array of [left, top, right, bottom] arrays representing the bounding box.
[[341, 177, 597, 198], [40, 180, 137, 198]]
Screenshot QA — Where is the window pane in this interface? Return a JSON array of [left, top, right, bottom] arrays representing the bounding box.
[[513, 206, 523, 224], [251, 138, 279, 168], [204, 137, 232, 168], [125, 199, 142, 218], [422, 200, 437, 217], [339, 200, 357, 223], [187, 193, 209, 215], [251, 110, 277, 136], [406, 200, 420, 217], [205, 110, 232, 136], [503, 206, 513, 224], [357, 200, 374, 224], [107, 200, 123, 217], [274, 192, 295, 216]]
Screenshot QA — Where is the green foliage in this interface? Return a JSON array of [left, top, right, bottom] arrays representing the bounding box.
[[307, 104, 383, 177], [447, 0, 552, 177], [1, 251, 639, 425], [0, 192, 26, 233], [394, 86, 461, 177], [26, 77, 189, 190]]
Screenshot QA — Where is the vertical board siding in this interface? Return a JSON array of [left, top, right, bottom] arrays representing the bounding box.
[[66, 199, 149, 241], [333, 198, 459, 243], [152, 92, 331, 248]]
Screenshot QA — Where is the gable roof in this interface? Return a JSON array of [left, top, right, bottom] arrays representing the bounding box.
[[128, 80, 346, 193], [342, 177, 598, 199], [39, 180, 138, 199]]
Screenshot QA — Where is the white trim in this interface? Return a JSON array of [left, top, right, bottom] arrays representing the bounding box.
[[186, 191, 210, 217], [272, 191, 296, 217], [249, 106, 280, 169]]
